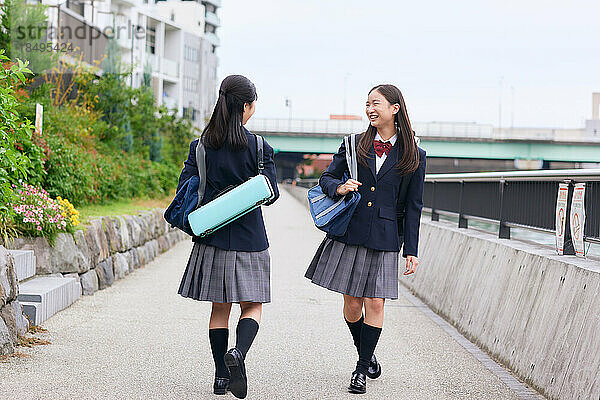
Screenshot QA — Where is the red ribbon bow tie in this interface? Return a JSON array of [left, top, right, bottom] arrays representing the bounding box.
[[373, 140, 392, 157]]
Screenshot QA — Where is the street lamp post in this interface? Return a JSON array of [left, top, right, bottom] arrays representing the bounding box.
[[285, 98, 292, 132]]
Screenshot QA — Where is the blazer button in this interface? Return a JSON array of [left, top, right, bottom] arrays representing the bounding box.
[[367, 202, 372, 207], [371, 186, 375, 192]]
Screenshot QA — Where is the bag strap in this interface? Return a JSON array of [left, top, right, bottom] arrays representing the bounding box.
[[195, 138, 207, 205], [344, 134, 358, 180], [255, 134, 265, 175]]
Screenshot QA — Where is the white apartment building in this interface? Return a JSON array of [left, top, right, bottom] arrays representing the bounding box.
[[42, 0, 220, 130]]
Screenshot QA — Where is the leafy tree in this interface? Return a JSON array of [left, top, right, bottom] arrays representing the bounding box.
[[0, 0, 54, 74]]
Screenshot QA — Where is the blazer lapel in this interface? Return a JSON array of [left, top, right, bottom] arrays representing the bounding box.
[[366, 147, 377, 180], [376, 141, 400, 180]]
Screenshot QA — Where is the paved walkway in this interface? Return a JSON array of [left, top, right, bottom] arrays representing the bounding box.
[[0, 190, 543, 399]]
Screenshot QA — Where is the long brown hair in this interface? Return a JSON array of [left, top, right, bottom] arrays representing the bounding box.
[[357, 84, 419, 175]]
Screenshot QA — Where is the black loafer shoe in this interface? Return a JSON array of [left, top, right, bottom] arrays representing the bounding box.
[[213, 377, 229, 395], [348, 371, 367, 394], [366, 354, 381, 379], [224, 348, 247, 399]]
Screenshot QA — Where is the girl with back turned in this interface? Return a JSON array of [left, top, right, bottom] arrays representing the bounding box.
[[176, 75, 279, 399]]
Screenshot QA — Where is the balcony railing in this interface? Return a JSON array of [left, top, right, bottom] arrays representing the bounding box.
[[162, 58, 179, 78], [205, 11, 220, 27], [162, 96, 178, 110], [203, 32, 220, 46]]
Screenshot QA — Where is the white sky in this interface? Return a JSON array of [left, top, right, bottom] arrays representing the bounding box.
[[217, 0, 600, 128]]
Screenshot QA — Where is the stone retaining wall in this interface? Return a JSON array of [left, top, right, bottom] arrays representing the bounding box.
[[1, 208, 187, 355], [8, 208, 186, 293], [0, 247, 28, 356]]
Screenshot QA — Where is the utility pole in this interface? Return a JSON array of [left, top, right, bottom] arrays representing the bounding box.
[[285, 98, 292, 132], [498, 76, 504, 131]]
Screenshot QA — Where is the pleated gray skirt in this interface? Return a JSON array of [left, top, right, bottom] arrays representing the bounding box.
[[305, 237, 399, 299], [178, 242, 271, 303]]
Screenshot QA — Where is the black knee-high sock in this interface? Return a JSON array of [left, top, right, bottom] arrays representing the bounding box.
[[209, 328, 229, 378], [235, 318, 259, 359], [355, 323, 382, 374], [345, 315, 364, 355]]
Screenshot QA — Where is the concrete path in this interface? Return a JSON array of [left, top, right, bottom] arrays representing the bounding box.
[[0, 190, 543, 399]]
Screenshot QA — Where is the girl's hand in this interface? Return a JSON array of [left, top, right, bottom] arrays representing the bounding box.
[[403, 256, 419, 275], [336, 179, 362, 196]]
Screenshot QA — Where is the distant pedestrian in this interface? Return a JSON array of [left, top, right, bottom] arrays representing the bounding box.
[[176, 75, 279, 399], [305, 84, 426, 394]]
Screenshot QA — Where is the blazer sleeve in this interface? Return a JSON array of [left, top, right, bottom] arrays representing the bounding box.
[[176, 139, 199, 194], [262, 141, 280, 206], [402, 148, 426, 258], [319, 140, 349, 200]]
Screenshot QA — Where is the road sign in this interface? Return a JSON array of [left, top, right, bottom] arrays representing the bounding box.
[[555, 183, 569, 255], [569, 183, 586, 257]]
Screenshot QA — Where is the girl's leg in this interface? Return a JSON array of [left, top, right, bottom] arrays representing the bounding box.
[[225, 302, 262, 399], [235, 302, 262, 358], [209, 302, 232, 379], [343, 295, 365, 354], [356, 298, 384, 374]]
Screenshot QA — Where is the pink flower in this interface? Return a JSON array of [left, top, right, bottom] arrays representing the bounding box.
[[36, 226, 42, 231]]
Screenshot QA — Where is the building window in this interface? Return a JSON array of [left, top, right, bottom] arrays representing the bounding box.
[[211, 45, 216, 54], [146, 27, 156, 54], [184, 45, 199, 62], [205, 23, 216, 34], [184, 77, 198, 92], [66, 0, 84, 17]]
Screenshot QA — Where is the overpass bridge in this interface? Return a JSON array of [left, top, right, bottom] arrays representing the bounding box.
[[246, 118, 600, 163]]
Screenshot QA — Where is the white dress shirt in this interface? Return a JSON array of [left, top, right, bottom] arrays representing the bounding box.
[[374, 132, 397, 174]]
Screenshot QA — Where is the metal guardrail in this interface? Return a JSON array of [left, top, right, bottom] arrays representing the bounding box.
[[292, 169, 600, 247], [424, 169, 600, 246], [246, 118, 599, 142]]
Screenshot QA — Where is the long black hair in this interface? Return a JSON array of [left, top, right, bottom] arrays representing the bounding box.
[[357, 84, 420, 175], [202, 75, 257, 151]]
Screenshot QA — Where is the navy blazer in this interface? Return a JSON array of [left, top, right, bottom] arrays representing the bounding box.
[[176, 129, 279, 252], [319, 134, 426, 256]]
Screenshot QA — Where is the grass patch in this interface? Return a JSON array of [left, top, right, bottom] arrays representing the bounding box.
[[0, 351, 31, 362], [17, 335, 51, 347], [28, 324, 48, 334], [77, 191, 175, 226]]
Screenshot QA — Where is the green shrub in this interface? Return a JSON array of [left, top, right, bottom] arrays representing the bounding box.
[[42, 135, 97, 207], [0, 51, 34, 213]]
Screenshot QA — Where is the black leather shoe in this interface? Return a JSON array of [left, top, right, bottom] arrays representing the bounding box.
[[224, 348, 247, 399], [348, 371, 367, 394], [213, 377, 229, 395], [366, 354, 381, 379]]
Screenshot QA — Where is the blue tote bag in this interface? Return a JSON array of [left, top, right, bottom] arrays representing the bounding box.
[[308, 134, 361, 236], [163, 138, 207, 236]]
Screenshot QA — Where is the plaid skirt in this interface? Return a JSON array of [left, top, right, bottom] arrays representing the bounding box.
[[178, 242, 271, 303], [305, 237, 399, 299]]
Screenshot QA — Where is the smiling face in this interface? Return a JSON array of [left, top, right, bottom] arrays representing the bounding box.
[[366, 89, 400, 128]]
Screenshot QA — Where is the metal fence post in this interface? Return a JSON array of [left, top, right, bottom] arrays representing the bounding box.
[[562, 180, 576, 255], [499, 179, 510, 239], [458, 180, 468, 228], [431, 181, 439, 221]]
